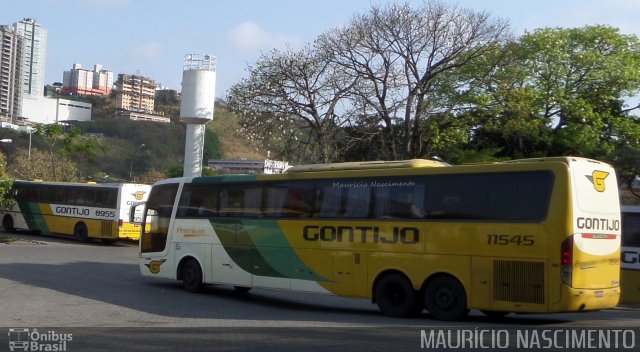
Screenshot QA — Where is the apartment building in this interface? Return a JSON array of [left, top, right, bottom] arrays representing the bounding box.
[[115, 73, 156, 112], [115, 73, 169, 123], [0, 25, 21, 120], [62, 63, 113, 96], [14, 18, 46, 99], [1, 18, 91, 125]]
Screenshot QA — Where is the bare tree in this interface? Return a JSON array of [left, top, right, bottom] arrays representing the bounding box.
[[227, 46, 357, 163], [318, 1, 512, 159]]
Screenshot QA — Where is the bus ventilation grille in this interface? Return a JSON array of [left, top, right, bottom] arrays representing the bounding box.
[[493, 260, 544, 304], [101, 221, 113, 237]]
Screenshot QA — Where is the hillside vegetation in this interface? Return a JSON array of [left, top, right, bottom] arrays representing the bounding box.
[[1, 102, 265, 182]]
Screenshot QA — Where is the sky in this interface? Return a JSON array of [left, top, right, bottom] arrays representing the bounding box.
[[3, 0, 640, 98]]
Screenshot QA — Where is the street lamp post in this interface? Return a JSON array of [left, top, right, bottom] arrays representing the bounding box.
[[129, 144, 146, 181]]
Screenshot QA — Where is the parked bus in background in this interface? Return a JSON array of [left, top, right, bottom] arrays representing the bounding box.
[[1, 180, 150, 242], [621, 205, 640, 304], [135, 157, 621, 320]]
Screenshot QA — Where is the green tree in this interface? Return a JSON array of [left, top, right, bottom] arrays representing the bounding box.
[[463, 25, 640, 161], [31, 124, 100, 181], [608, 145, 640, 202], [523, 26, 640, 158], [61, 127, 102, 181], [0, 152, 13, 208], [11, 148, 77, 182], [35, 124, 72, 181]]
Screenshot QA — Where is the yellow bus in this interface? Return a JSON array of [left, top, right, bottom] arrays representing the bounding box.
[[1, 180, 150, 242], [136, 157, 621, 320], [621, 205, 640, 304]]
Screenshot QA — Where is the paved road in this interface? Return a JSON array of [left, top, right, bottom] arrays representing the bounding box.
[[0, 232, 638, 351]]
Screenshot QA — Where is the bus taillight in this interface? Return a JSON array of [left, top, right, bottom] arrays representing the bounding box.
[[561, 236, 573, 286]]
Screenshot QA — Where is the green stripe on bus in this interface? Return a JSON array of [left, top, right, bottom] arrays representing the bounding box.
[[211, 219, 330, 282], [242, 219, 330, 282], [17, 201, 50, 232]]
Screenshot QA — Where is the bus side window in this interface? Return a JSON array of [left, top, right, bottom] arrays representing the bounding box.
[[264, 186, 287, 217], [219, 188, 244, 217], [284, 188, 312, 217], [343, 187, 370, 218], [374, 182, 424, 219], [243, 187, 262, 217], [318, 186, 343, 218]]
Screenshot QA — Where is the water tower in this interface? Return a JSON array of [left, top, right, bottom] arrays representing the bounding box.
[[180, 54, 216, 177]]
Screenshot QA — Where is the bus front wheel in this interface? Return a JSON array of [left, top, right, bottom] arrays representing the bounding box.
[[182, 259, 204, 293], [374, 273, 421, 317], [2, 215, 15, 233], [74, 223, 89, 242], [424, 275, 469, 321]]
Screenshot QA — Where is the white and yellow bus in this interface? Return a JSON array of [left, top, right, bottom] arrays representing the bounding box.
[[136, 157, 621, 320], [621, 205, 640, 304], [1, 180, 150, 242]]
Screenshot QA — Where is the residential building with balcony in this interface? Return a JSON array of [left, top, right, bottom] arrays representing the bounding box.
[[114, 73, 169, 123]]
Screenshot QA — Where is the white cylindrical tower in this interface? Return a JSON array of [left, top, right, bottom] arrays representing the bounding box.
[[180, 54, 216, 177]]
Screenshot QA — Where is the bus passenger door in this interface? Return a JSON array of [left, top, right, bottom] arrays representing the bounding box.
[[139, 184, 178, 279]]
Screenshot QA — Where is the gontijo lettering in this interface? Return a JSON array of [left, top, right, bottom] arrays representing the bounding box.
[[303, 225, 419, 244], [54, 206, 90, 216], [576, 217, 620, 231]]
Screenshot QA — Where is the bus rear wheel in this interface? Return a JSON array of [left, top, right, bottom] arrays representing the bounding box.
[[182, 259, 204, 293], [374, 273, 421, 317], [2, 215, 15, 233], [424, 275, 469, 321], [74, 223, 89, 242]]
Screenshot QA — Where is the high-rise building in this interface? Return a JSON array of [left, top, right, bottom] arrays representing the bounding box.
[[0, 18, 48, 123], [0, 25, 21, 120], [114, 73, 168, 123], [0, 18, 90, 125], [14, 18, 47, 99], [92, 64, 113, 95], [62, 63, 113, 96], [115, 73, 156, 112]]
